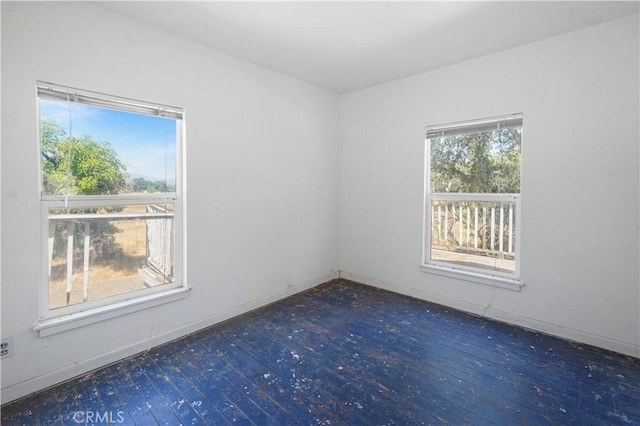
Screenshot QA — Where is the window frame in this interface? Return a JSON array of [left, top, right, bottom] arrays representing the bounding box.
[[35, 82, 188, 332], [421, 114, 523, 290]]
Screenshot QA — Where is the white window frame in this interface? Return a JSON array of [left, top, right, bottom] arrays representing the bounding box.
[[35, 82, 188, 335], [422, 114, 523, 291]]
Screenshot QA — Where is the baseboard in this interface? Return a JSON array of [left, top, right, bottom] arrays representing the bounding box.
[[1, 271, 338, 405], [339, 271, 640, 359]]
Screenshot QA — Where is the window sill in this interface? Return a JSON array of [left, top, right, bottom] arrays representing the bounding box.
[[420, 264, 522, 291], [34, 287, 190, 337]]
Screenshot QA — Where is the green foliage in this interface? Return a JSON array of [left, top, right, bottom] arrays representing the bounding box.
[[41, 119, 128, 196], [41, 119, 66, 177], [42, 119, 128, 261], [430, 128, 521, 193]]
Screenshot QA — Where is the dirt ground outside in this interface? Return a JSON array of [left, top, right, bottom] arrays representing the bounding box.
[[48, 205, 153, 310]]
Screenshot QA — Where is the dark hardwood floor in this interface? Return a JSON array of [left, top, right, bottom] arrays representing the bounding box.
[[2, 279, 639, 425]]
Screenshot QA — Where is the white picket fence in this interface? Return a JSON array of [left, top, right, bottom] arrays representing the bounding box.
[[48, 205, 174, 305], [431, 195, 519, 258], [140, 203, 175, 286]]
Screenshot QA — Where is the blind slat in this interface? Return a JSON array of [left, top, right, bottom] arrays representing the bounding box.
[[426, 114, 522, 139], [37, 82, 183, 120]]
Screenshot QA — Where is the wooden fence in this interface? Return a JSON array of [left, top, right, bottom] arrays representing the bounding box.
[[431, 197, 518, 259], [48, 205, 175, 305]]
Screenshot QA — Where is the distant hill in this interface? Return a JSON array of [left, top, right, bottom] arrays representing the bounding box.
[[129, 173, 175, 185], [129, 174, 176, 193]]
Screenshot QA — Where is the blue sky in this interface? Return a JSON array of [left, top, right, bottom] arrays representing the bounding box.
[[40, 99, 177, 182]]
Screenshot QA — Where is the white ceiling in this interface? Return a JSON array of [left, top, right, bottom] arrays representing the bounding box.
[[94, 1, 640, 94]]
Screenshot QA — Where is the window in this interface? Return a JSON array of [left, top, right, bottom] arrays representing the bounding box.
[[37, 82, 186, 323], [423, 114, 522, 288]]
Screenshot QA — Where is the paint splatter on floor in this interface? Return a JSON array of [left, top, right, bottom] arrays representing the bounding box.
[[2, 279, 639, 425]]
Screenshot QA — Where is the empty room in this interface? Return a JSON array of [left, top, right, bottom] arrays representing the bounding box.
[[1, 1, 639, 424]]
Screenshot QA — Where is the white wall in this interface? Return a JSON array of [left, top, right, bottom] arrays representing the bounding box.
[[339, 15, 640, 357], [1, 2, 339, 403]]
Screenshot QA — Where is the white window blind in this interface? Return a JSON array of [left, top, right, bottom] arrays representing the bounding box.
[[37, 82, 183, 120], [426, 114, 523, 139]]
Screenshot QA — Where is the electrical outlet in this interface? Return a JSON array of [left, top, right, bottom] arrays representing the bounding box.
[[1, 337, 13, 359]]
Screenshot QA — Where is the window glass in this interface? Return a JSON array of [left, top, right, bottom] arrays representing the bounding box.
[[430, 127, 521, 194], [40, 100, 176, 196], [425, 115, 522, 278], [39, 83, 183, 312]]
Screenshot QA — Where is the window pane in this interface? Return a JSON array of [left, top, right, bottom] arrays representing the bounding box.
[[40, 99, 177, 196], [430, 199, 516, 273], [47, 204, 175, 309], [430, 127, 521, 193]]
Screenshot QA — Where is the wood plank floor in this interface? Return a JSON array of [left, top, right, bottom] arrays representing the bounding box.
[[2, 279, 639, 425]]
